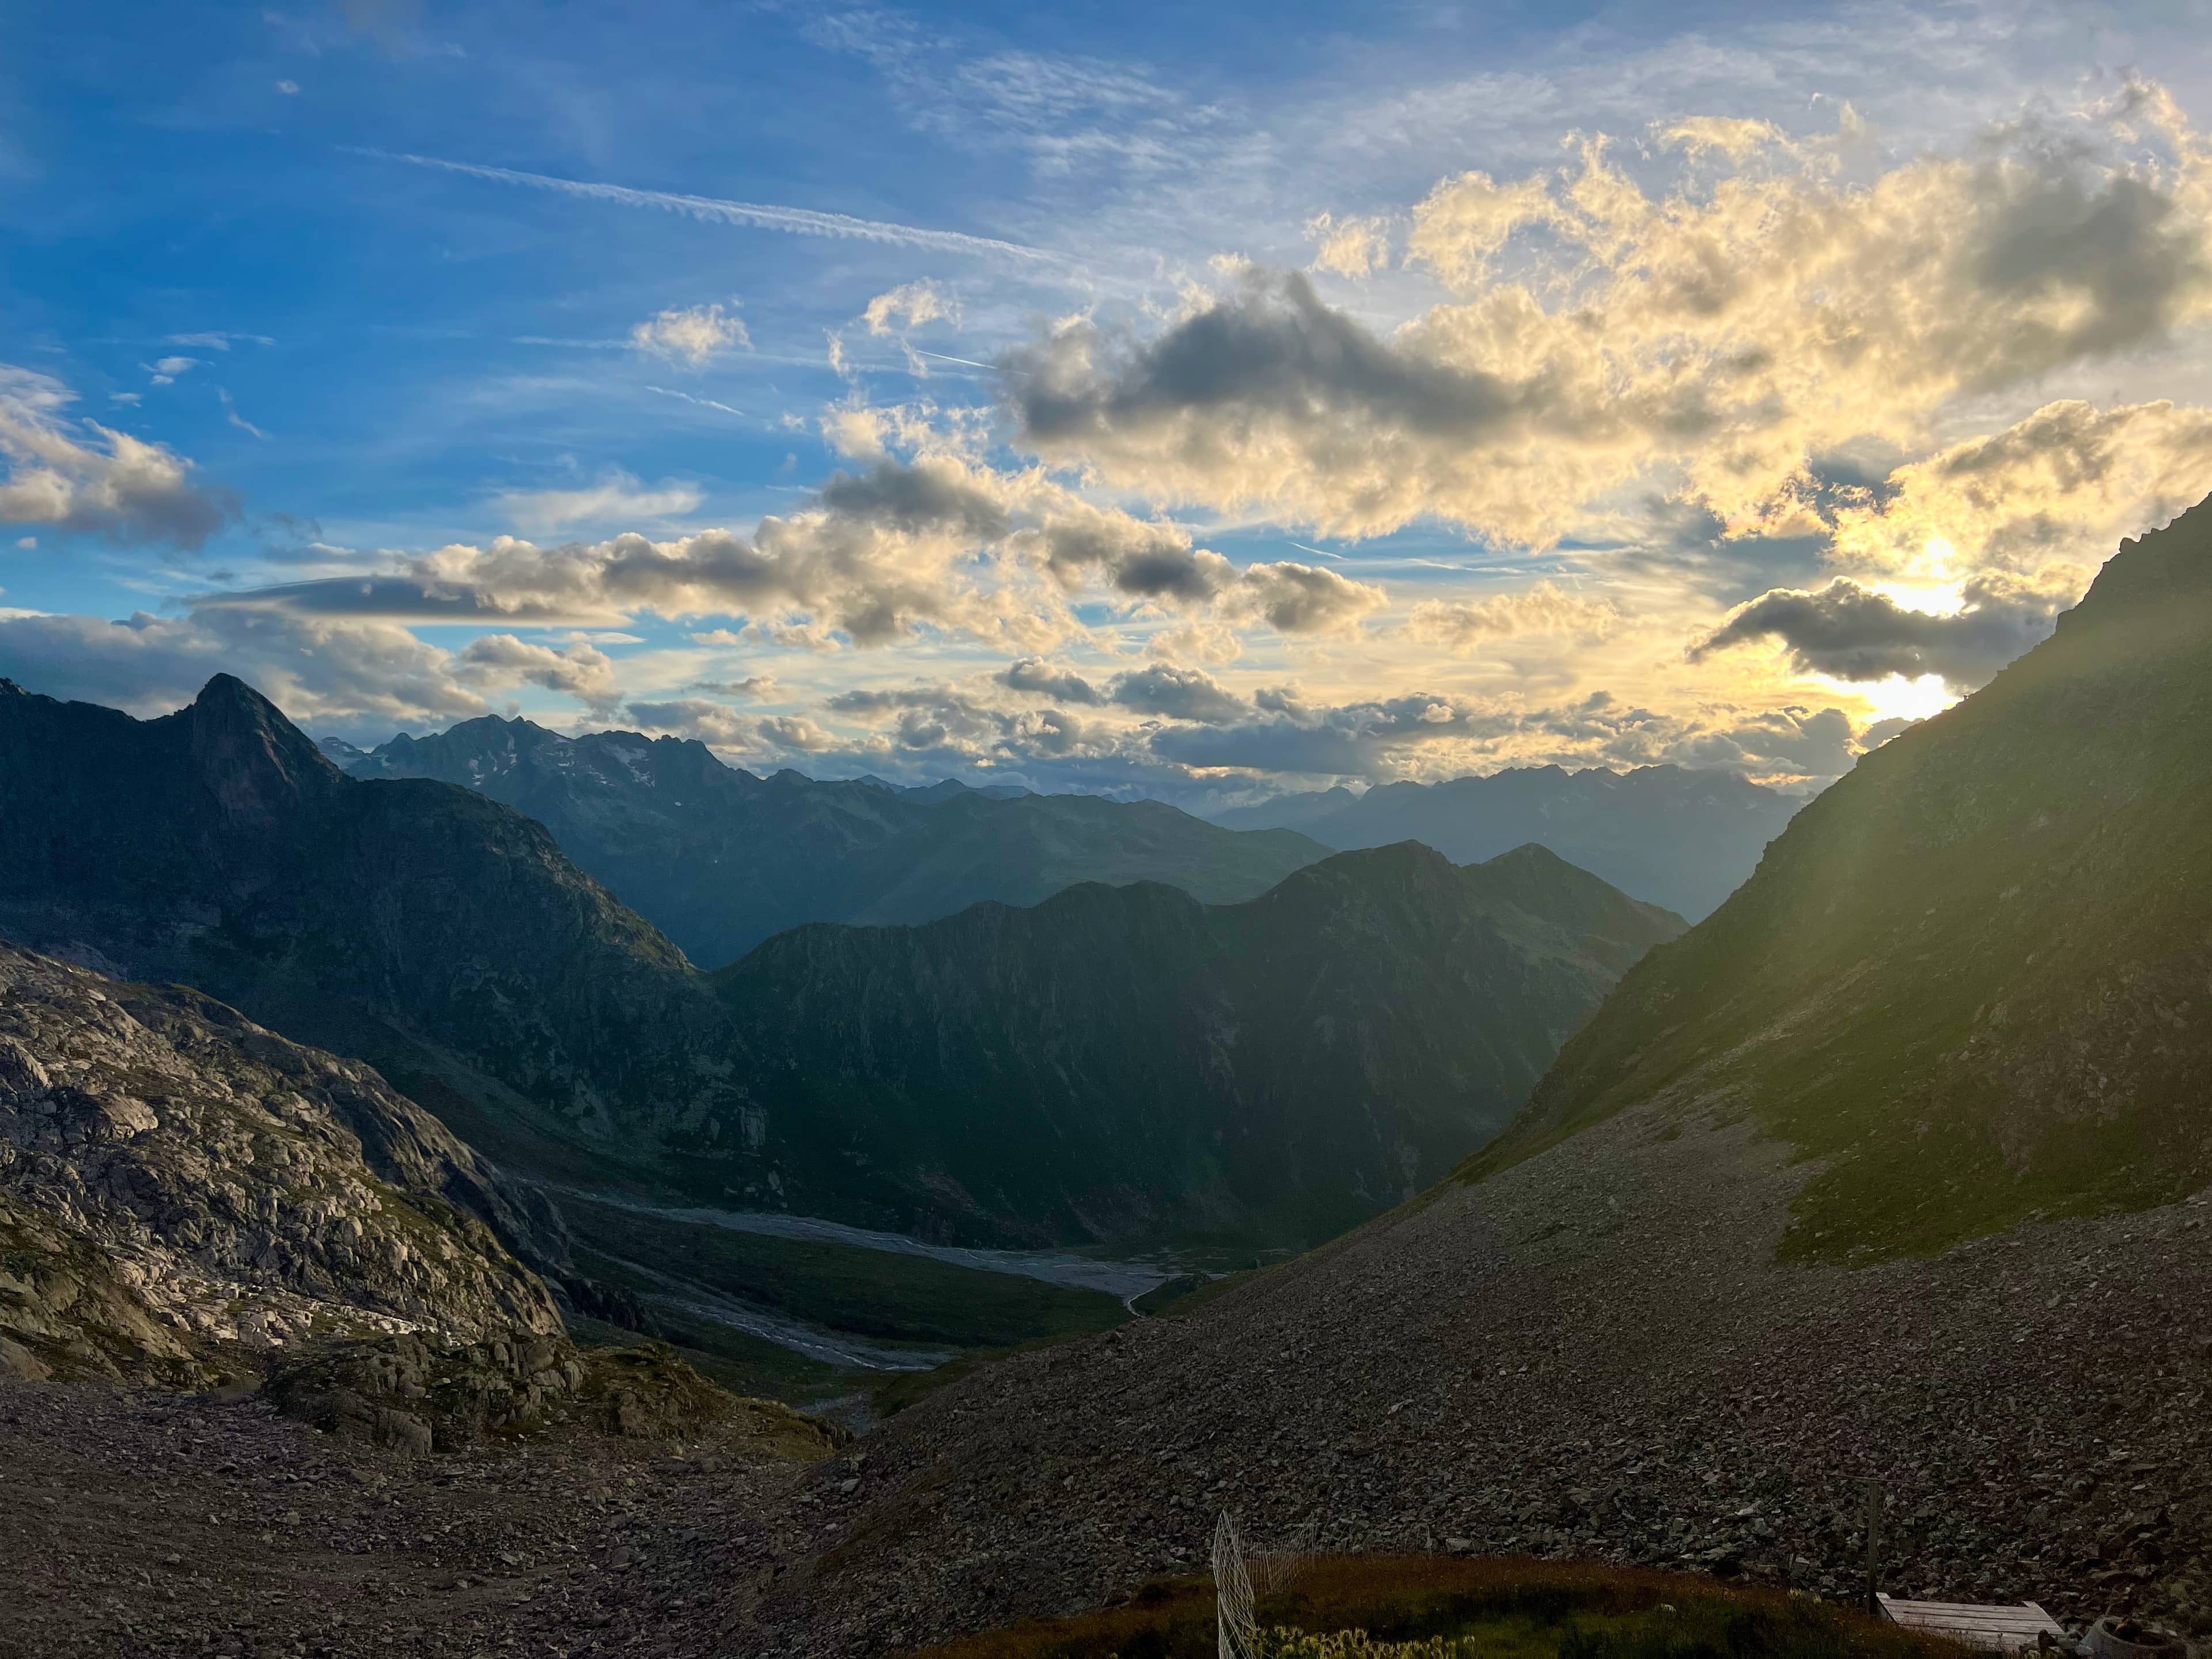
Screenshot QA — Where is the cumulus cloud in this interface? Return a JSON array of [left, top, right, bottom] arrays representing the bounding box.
[[862, 281, 954, 336], [624, 698, 835, 752], [1108, 664, 1247, 724], [452, 633, 621, 712], [1407, 581, 1623, 650], [999, 656, 1100, 703], [1003, 88, 2212, 547], [687, 674, 778, 699], [630, 301, 750, 367], [210, 452, 1367, 650], [0, 366, 236, 549], [1221, 560, 1388, 634], [496, 470, 703, 533], [1690, 575, 2063, 689], [0, 606, 484, 733], [1306, 212, 1390, 278]]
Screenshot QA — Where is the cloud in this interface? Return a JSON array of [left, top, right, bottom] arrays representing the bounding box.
[[1690, 575, 2062, 688], [211, 453, 1353, 648], [687, 675, 778, 699], [1407, 581, 1623, 651], [165, 332, 275, 350], [357, 149, 1055, 264], [0, 606, 484, 733], [1306, 212, 1390, 279], [1109, 664, 1247, 724], [1219, 560, 1387, 634], [218, 389, 268, 440], [630, 301, 750, 368], [0, 365, 235, 549], [999, 656, 1100, 704], [862, 282, 953, 336], [452, 633, 620, 712], [495, 470, 702, 534], [1003, 89, 2212, 546], [624, 698, 839, 753]]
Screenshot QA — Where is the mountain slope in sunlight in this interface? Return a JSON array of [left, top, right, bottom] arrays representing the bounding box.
[[1479, 495, 2212, 1259]]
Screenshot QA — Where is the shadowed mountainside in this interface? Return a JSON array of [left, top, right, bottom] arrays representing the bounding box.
[[1210, 764, 1802, 921], [715, 842, 1683, 1246], [0, 673, 750, 1196], [331, 717, 1329, 968]]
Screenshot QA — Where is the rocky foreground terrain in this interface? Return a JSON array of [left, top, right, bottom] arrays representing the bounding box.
[[6, 1104, 2205, 1656], [0, 940, 563, 1382], [733, 1107, 2211, 1655]]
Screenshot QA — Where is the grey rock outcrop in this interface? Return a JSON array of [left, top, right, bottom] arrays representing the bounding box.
[[0, 941, 562, 1384]]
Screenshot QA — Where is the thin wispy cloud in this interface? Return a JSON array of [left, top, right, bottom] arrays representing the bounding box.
[[350, 148, 1056, 264], [646, 385, 745, 416]]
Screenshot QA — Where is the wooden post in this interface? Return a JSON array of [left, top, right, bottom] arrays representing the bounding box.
[[1863, 1478, 1883, 1615]]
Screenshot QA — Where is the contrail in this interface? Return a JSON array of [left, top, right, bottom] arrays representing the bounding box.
[[1288, 541, 1346, 560], [349, 147, 1054, 263], [646, 385, 745, 416], [908, 347, 1002, 372]]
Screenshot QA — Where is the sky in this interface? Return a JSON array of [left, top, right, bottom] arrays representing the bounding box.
[[8, 0, 2212, 807]]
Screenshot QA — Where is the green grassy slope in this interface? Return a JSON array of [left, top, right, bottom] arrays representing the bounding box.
[[1468, 498, 2212, 1261]]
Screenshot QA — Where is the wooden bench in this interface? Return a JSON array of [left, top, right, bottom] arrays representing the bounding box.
[[1876, 1594, 2067, 1653]]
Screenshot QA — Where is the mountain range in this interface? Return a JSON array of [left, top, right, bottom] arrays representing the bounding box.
[[327, 717, 1328, 968], [0, 676, 1681, 1249], [1209, 764, 1802, 920]]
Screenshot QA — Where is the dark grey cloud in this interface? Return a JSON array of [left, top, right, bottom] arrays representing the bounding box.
[[1008, 270, 1521, 450], [1109, 664, 1248, 724], [1690, 577, 2061, 688], [999, 657, 1100, 703], [814, 459, 1011, 538]]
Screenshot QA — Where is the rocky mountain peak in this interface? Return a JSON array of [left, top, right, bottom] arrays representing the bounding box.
[[180, 673, 346, 826]]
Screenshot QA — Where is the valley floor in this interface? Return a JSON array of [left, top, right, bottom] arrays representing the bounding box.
[[7, 1112, 2209, 1657]]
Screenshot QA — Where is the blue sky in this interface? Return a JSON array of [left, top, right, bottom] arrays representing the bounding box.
[[7, 1, 2212, 804]]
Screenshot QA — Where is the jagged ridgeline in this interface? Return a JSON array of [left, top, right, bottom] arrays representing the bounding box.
[[1209, 763, 1802, 922], [0, 673, 749, 1194], [716, 842, 1684, 1244], [329, 717, 1329, 968], [0, 675, 1679, 1248], [1479, 497, 2212, 1260]]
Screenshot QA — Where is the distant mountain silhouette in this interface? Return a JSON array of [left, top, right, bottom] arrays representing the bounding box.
[[1209, 765, 1803, 920], [331, 718, 1328, 967], [718, 841, 1683, 1246], [1484, 497, 2212, 1259]]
